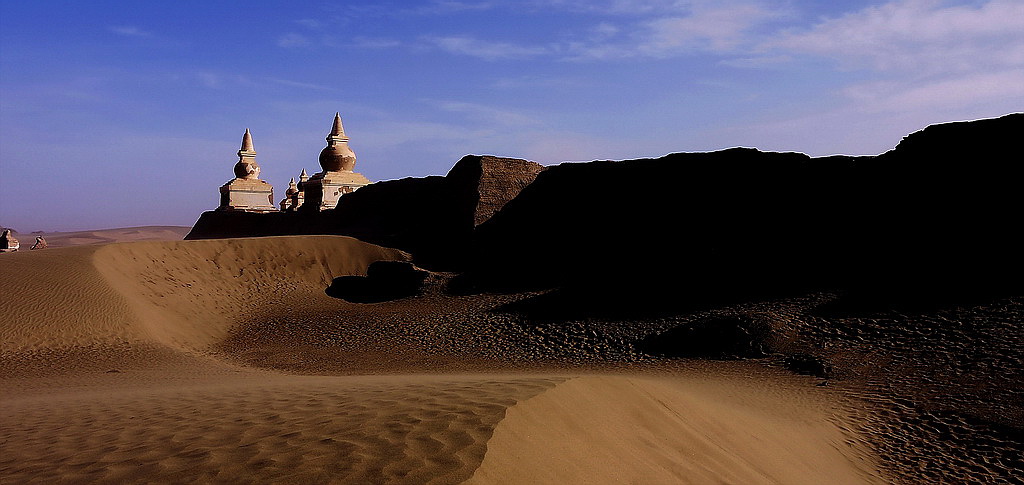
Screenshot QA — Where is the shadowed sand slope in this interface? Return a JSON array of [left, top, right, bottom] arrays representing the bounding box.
[[468, 374, 881, 485], [1, 236, 408, 355], [92, 236, 408, 351]]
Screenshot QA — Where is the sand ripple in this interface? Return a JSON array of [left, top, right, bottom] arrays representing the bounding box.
[[0, 375, 561, 484]]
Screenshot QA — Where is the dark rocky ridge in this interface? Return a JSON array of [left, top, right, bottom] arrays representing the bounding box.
[[186, 155, 544, 270], [467, 113, 1023, 305]]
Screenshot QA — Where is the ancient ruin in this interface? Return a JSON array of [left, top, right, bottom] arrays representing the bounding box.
[[211, 114, 369, 213], [217, 129, 277, 213], [301, 113, 371, 212]]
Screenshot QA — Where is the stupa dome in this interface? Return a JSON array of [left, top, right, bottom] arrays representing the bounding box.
[[319, 113, 357, 172]]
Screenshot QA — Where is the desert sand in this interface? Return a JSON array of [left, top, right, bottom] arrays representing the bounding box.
[[3, 236, 885, 483], [5, 226, 192, 249]]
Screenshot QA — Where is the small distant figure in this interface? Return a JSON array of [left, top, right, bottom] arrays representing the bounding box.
[[0, 229, 19, 252], [30, 236, 47, 250]]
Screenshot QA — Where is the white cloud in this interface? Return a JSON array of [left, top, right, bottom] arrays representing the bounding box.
[[425, 36, 549, 60], [109, 26, 152, 37], [772, 0, 1024, 73], [842, 69, 1024, 113], [566, 2, 778, 60], [640, 4, 776, 55]]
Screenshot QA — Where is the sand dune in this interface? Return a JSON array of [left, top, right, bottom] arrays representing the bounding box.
[[469, 374, 880, 484], [2, 373, 563, 484], [1, 236, 407, 354], [1, 236, 886, 483]]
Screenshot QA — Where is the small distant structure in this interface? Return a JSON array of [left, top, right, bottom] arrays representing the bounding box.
[[30, 236, 47, 250], [279, 169, 309, 212], [0, 229, 19, 252], [301, 113, 371, 212], [217, 129, 277, 213], [280, 178, 298, 211]]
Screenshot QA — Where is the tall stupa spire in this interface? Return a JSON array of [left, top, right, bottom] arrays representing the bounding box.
[[234, 128, 260, 180], [319, 113, 356, 172], [240, 128, 254, 152], [330, 112, 346, 138]]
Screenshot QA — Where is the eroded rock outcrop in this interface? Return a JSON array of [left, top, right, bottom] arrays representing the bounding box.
[[467, 113, 1024, 303]]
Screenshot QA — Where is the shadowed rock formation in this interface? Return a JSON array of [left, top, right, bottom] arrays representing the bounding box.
[[467, 113, 1024, 306], [186, 155, 545, 270]]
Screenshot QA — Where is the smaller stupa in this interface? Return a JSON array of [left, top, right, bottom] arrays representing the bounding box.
[[217, 129, 277, 213], [302, 113, 371, 211], [280, 178, 299, 211], [293, 169, 308, 209]]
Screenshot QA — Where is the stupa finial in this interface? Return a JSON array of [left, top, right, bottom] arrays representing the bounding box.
[[331, 112, 345, 137], [241, 128, 254, 151]]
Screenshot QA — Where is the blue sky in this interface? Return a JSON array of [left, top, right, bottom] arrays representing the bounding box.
[[2, 0, 1022, 231]]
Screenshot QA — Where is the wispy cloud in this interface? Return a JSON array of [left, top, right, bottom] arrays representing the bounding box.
[[635, 3, 777, 56], [403, 0, 500, 14], [490, 75, 584, 89], [842, 69, 1024, 113], [268, 78, 335, 91], [691, 1, 1024, 157], [430, 100, 543, 127], [277, 33, 311, 48], [425, 36, 550, 60], [354, 37, 401, 48], [771, 0, 1024, 74], [418, 1, 781, 61], [532, 0, 691, 15], [109, 26, 152, 37]]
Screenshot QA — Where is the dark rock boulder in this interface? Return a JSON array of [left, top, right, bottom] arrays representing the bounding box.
[[325, 261, 430, 303]]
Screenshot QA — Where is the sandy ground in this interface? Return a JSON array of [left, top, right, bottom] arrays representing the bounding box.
[[1, 236, 885, 484]]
